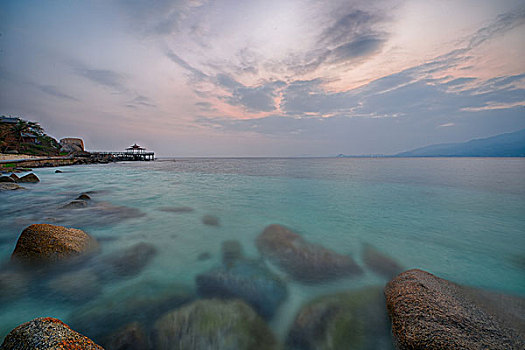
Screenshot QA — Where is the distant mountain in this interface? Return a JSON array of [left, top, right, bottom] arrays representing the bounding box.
[[396, 129, 525, 157]]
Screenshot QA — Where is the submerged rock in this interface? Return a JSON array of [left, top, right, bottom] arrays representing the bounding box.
[[101, 242, 157, 278], [158, 206, 194, 213], [11, 224, 99, 265], [287, 287, 393, 350], [0, 183, 25, 191], [385, 269, 525, 350], [77, 193, 91, 201], [68, 279, 193, 341], [362, 243, 402, 279], [55, 169, 63, 173], [0, 175, 15, 183], [0, 270, 30, 303], [222, 239, 243, 267], [47, 269, 101, 303], [197, 252, 211, 261], [1, 317, 103, 349], [154, 299, 277, 350], [196, 258, 288, 319], [256, 224, 362, 283], [102, 322, 149, 350], [17, 173, 40, 183], [202, 214, 220, 226], [61, 199, 89, 209]]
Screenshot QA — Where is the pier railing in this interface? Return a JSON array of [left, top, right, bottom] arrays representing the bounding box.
[[91, 151, 155, 161]]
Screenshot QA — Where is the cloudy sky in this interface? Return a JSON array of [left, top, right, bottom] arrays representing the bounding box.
[[1, 0, 524, 156]]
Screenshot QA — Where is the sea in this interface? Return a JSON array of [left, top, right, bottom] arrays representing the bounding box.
[[1, 157, 524, 345]]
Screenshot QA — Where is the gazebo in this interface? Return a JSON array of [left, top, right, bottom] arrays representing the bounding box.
[[126, 143, 146, 154]]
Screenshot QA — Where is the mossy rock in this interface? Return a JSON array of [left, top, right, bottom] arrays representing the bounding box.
[[154, 299, 277, 350], [287, 286, 393, 350]]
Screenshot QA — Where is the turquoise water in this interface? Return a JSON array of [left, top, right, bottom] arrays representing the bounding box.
[[1, 158, 524, 344]]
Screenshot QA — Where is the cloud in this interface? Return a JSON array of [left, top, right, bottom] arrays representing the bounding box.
[[126, 95, 156, 109], [37, 85, 78, 101], [72, 64, 126, 91], [165, 49, 208, 81]]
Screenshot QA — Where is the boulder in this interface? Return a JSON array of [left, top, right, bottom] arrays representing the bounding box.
[[0, 183, 25, 191], [256, 224, 362, 283], [102, 322, 149, 350], [9, 173, 19, 181], [11, 224, 99, 265], [1, 317, 103, 349], [287, 287, 393, 350], [77, 193, 91, 201], [196, 258, 288, 320], [60, 137, 85, 153], [68, 279, 193, 341], [61, 199, 89, 209], [100, 242, 157, 278], [385, 269, 525, 350], [221, 240, 243, 267], [202, 214, 220, 226], [47, 269, 101, 302], [0, 175, 15, 182], [154, 299, 277, 350], [17, 173, 40, 183], [362, 244, 403, 279], [55, 170, 63, 173]]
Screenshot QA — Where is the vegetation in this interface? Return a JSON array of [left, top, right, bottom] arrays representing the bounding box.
[[1, 115, 60, 155]]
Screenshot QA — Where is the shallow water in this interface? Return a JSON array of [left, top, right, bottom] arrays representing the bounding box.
[[1, 158, 524, 345]]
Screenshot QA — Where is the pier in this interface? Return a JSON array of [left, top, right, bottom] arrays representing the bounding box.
[[91, 144, 155, 161]]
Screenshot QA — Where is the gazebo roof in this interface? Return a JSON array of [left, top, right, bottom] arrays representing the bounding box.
[[126, 143, 145, 150]]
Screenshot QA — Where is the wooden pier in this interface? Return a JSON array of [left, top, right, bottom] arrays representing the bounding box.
[[91, 143, 154, 161]]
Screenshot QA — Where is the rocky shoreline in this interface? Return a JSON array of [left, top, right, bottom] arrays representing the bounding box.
[[0, 153, 115, 171], [1, 220, 523, 349]]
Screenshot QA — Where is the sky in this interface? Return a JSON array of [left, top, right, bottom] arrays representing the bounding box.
[[1, 0, 524, 156]]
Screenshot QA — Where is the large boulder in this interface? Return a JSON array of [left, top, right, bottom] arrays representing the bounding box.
[[287, 287, 393, 350], [60, 137, 85, 153], [196, 258, 288, 320], [256, 224, 362, 283], [17, 173, 40, 183], [11, 224, 99, 265], [154, 299, 277, 350], [0, 175, 15, 183], [385, 269, 525, 350], [1, 317, 103, 349]]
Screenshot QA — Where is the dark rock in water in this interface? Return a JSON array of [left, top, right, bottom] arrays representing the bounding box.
[[287, 286, 394, 350], [0, 270, 30, 303], [76, 193, 91, 201], [196, 258, 288, 319], [362, 243, 402, 279], [101, 242, 157, 278], [385, 269, 525, 350], [55, 170, 63, 173], [11, 224, 99, 266], [154, 299, 277, 350], [222, 240, 243, 267], [202, 214, 220, 226], [17, 173, 40, 183], [47, 269, 101, 303], [61, 199, 88, 209], [0, 183, 25, 191], [102, 322, 149, 350], [68, 279, 193, 341], [158, 206, 194, 213], [0, 175, 15, 183], [197, 252, 211, 261], [1, 317, 103, 349], [9, 173, 19, 181], [256, 224, 362, 283]]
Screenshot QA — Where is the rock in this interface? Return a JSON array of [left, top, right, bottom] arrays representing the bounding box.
[[76, 193, 91, 200], [0, 175, 15, 182], [0, 183, 25, 191], [197, 252, 211, 261], [101, 242, 157, 278], [1, 317, 103, 349], [68, 279, 193, 341], [17, 173, 40, 183], [158, 206, 194, 213], [362, 243, 403, 279], [9, 173, 19, 181], [256, 224, 362, 283], [0, 270, 30, 302], [221, 240, 243, 267], [154, 299, 277, 350], [287, 286, 393, 350], [61, 199, 89, 209], [385, 269, 525, 350], [11, 224, 99, 265], [55, 169, 63, 173], [102, 322, 149, 350], [202, 214, 220, 226], [47, 269, 101, 302], [196, 258, 288, 319], [60, 137, 85, 153]]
